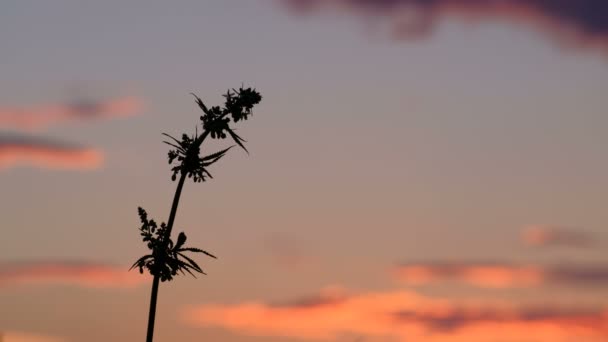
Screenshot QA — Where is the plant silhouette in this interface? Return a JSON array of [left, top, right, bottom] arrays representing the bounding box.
[[131, 86, 262, 342]]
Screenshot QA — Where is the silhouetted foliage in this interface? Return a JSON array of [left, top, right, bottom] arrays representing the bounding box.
[[130, 207, 217, 282], [131, 86, 261, 342]]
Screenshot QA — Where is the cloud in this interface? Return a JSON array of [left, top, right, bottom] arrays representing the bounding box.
[[394, 262, 608, 288], [280, 0, 608, 52], [0, 260, 147, 289], [394, 306, 608, 333], [0, 135, 103, 170], [183, 287, 608, 341], [394, 262, 543, 288], [0, 331, 66, 342], [522, 225, 596, 248], [0, 96, 142, 131]]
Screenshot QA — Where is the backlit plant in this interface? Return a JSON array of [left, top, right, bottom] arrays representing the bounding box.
[[130, 86, 262, 342]]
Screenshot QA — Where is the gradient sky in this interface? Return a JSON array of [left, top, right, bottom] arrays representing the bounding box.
[[1, 1, 608, 341]]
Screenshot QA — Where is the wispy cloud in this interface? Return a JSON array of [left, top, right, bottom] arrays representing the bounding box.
[[183, 286, 608, 341], [394, 262, 542, 288], [0, 96, 143, 131], [394, 262, 608, 288], [0, 135, 103, 170], [0, 331, 66, 342], [280, 0, 608, 52], [522, 225, 596, 249], [0, 260, 147, 289]]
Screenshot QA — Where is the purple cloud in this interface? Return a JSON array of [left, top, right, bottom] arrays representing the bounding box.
[[281, 0, 608, 52]]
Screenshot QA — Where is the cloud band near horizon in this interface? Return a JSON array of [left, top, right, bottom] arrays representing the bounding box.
[[183, 286, 608, 342], [0, 136, 103, 170], [0, 260, 147, 289]]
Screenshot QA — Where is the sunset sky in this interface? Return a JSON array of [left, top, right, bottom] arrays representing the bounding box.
[[1, 1, 608, 341]]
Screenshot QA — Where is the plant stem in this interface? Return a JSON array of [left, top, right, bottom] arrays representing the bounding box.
[[145, 131, 209, 342], [145, 276, 160, 342], [145, 171, 187, 342]]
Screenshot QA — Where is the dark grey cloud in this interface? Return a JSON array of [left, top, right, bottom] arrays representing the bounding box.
[[281, 0, 608, 52]]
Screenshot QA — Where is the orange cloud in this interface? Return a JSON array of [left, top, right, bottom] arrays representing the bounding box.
[[0, 261, 147, 289], [394, 262, 608, 288], [522, 225, 595, 248], [0, 96, 143, 130], [0, 331, 65, 342], [0, 136, 103, 170], [394, 262, 543, 288], [183, 287, 608, 341], [281, 0, 608, 53]]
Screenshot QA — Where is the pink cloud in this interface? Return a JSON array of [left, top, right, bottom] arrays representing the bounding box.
[[0, 136, 103, 170], [183, 286, 608, 341], [0, 261, 148, 289], [280, 0, 608, 53], [0, 96, 143, 131]]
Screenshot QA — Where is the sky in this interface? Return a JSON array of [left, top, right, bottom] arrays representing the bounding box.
[[1, 0, 608, 341]]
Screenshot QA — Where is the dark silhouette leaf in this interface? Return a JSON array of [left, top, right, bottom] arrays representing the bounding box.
[[200, 146, 234, 164], [226, 128, 248, 154], [190, 93, 209, 114], [163, 141, 185, 152], [179, 247, 217, 259], [161, 133, 186, 148], [130, 255, 153, 271], [176, 252, 204, 274], [174, 232, 187, 250]]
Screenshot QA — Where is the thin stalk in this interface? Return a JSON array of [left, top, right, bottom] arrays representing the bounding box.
[[145, 276, 160, 342], [145, 171, 187, 342], [145, 131, 209, 342]]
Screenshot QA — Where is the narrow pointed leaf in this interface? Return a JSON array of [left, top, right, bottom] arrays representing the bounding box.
[[163, 141, 186, 152], [130, 255, 153, 270], [227, 128, 248, 154], [190, 93, 209, 114], [200, 146, 234, 163], [179, 247, 217, 259], [180, 263, 198, 277], [177, 252, 204, 273], [162, 133, 184, 147]]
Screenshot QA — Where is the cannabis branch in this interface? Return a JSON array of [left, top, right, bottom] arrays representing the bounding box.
[[130, 86, 262, 342]]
